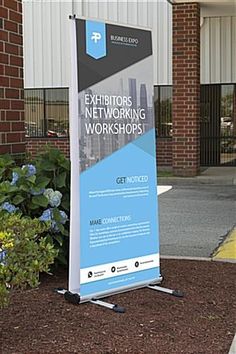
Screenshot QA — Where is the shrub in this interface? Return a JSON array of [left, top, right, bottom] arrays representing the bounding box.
[[0, 148, 70, 265], [0, 212, 58, 307]]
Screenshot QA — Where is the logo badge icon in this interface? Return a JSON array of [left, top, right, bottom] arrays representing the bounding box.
[[91, 32, 101, 43], [86, 20, 106, 60]]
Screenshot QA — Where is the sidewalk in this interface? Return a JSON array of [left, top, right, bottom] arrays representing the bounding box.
[[158, 167, 236, 186]]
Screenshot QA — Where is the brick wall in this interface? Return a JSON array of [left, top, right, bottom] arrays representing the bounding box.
[[26, 138, 171, 167], [172, 3, 200, 176], [0, 0, 25, 155], [156, 138, 172, 167], [26, 138, 70, 158]]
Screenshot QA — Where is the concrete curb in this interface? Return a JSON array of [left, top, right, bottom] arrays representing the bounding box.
[[161, 255, 236, 263], [158, 177, 236, 186], [213, 258, 236, 264], [161, 255, 212, 261]]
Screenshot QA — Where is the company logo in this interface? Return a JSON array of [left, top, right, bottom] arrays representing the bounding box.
[[110, 34, 139, 47], [91, 32, 102, 43], [86, 20, 106, 59]]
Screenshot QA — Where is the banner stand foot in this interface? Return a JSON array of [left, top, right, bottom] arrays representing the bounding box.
[[90, 299, 126, 313], [54, 288, 81, 304], [147, 285, 184, 297], [64, 291, 81, 304]]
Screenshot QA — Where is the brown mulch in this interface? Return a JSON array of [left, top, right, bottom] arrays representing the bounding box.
[[0, 259, 235, 354]]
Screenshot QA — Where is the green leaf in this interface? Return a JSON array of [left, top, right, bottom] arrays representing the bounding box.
[[61, 199, 70, 211], [8, 184, 19, 193], [59, 159, 70, 170], [62, 228, 69, 237], [42, 160, 56, 171], [52, 208, 61, 222], [53, 233, 63, 246], [45, 234, 54, 245], [0, 181, 18, 194], [0, 182, 9, 194], [55, 172, 67, 188], [56, 251, 67, 266], [19, 185, 30, 193], [28, 202, 40, 210], [56, 223, 64, 233], [27, 175, 36, 184], [0, 154, 14, 168], [35, 176, 51, 188], [32, 195, 49, 208], [12, 194, 25, 205], [0, 167, 6, 177], [0, 195, 7, 204], [48, 148, 61, 161]]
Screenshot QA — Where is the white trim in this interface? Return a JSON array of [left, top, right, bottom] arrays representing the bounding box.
[[68, 17, 81, 293]]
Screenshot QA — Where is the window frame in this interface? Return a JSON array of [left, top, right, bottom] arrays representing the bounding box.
[[24, 87, 69, 139], [154, 85, 173, 138]]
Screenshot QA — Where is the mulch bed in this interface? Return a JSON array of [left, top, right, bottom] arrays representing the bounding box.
[[1, 259, 235, 354]]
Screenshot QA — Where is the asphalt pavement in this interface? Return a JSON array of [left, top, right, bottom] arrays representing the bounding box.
[[158, 185, 236, 258]]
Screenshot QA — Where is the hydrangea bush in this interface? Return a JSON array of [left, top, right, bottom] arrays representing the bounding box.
[[0, 147, 70, 265]]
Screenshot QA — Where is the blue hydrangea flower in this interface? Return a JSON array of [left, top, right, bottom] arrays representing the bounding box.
[[49, 192, 62, 207], [10, 171, 19, 185], [39, 208, 68, 232], [30, 188, 45, 196], [59, 210, 68, 224], [44, 189, 62, 207], [52, 210, 68, 232], [39, 208, 52, 222], [44, 188, 54, 200], [22, 164, 36, 177], [0, 202, 17, 213], [0, 250, 7, 264], [51, 221, 60, 232]]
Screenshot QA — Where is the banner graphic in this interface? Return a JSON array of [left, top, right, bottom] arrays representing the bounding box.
[[69, 18, 161, 301]]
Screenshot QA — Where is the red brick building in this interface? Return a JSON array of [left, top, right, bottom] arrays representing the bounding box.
[[0, 0, 25, 155]]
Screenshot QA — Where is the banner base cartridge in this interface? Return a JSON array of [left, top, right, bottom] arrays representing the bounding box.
[[54, 288, 125, 313], [54, 282, 183, 313]]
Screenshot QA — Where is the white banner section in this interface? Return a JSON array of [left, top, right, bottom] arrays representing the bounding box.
[[81, 253, 160, 284]]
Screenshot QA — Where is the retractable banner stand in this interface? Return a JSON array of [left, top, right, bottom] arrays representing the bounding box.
[[69, 17, 162, 303]]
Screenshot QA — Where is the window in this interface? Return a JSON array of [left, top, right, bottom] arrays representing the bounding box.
[[200, 84, 236, 166], [25, 88, 69, 138], [221, 84, 234, 136], [154, 86, 173, 137], [220, 84, 236, 165]]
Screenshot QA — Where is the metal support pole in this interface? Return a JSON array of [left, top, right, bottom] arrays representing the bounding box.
[[148, 285, 184, 297], [90, 299, 126, 313]]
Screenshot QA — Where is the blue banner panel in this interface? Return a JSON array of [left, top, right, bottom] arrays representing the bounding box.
[[80, 129, 160, 296], [69, 18, 161, 300]]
